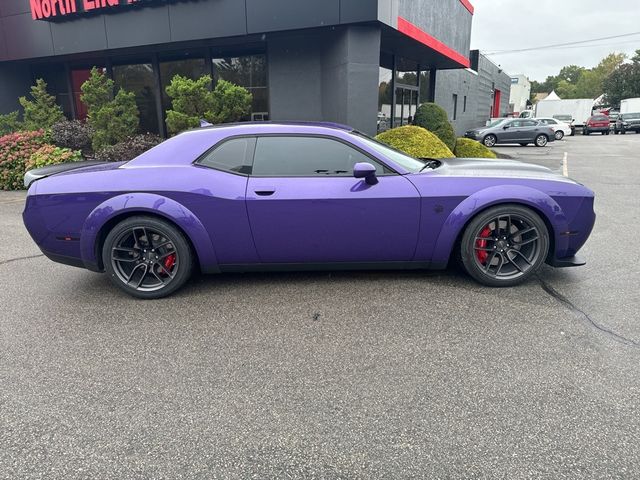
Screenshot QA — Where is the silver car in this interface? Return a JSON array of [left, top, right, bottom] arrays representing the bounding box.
[[465, 119, 556, 147]]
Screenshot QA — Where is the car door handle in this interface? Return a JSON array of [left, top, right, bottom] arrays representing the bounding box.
[[254, 189, 275, 196]]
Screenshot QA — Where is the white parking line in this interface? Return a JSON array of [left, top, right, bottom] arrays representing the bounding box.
[[563, 152, 569, 177]]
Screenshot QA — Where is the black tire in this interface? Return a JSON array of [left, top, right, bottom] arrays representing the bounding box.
[[483, 134, 497, 148], [583, 129, 589, 135], [534, 134, 548, 147], [102, 216, 193, 299], [554, 130, 564, 141], [621, 129, 626, 135], [460, 204, 550, 287], [614, 129, 619, 134]]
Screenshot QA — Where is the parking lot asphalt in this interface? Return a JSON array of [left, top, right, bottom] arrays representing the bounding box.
[[1, 133, 639, 479]]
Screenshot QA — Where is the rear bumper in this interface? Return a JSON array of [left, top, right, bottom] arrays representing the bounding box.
[[41, 248, 101, 272]]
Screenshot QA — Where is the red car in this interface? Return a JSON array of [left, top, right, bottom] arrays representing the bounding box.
[[583, 114, 610, 135]]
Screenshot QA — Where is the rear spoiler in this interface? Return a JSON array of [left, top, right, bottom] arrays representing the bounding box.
[[24, 161, 107, 188]]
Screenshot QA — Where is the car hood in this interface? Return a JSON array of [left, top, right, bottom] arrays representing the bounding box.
[[430, 157, 577, 183]]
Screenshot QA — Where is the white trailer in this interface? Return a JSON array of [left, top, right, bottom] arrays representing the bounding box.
[[620, 98, 640, 114], [533, 99, 594, 128]]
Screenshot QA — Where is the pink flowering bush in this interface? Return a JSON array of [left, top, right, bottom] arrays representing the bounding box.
[[0, 130, 47, 190]]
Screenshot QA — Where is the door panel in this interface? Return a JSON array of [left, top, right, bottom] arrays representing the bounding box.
[[246, 176, 421, 263]]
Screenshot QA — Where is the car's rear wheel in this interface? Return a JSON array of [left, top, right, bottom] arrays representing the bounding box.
[[555, 130, 564, 140], [103, 216, 193, 299], [483, 134, 497, 147], [534, 134, 548, 147], [460, 205, 549, 287]]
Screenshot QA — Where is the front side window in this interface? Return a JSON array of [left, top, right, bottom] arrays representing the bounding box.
[[197, 137, 254, 174], [522, 120, 538, 127], [252, 136, 389, 177]]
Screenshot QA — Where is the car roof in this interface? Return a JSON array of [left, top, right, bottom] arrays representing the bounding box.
[[193, 121, 354, 133]]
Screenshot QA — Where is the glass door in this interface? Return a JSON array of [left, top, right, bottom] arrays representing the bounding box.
[[395, 87, 419, 127]]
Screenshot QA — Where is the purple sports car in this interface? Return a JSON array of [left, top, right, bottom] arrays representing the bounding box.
[[23, 122, 595, 299]]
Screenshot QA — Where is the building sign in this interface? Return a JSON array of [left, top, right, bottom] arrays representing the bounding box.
[[30, 0, 183, 21], [510, 77, 519, 84]]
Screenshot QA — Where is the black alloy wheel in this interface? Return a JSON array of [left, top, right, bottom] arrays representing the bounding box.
[[535, 134, 548, 147], [483, 134, 497, 148], [103, 216, 193, 299], [460, 205, 549, 287]]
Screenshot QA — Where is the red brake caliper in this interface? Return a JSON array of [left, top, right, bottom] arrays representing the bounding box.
[[476, 226, 492, 264], [161, 253, 176, 275]]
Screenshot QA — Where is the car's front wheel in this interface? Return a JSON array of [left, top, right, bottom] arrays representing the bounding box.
[[534, 134, 548, 147], [102, 216, 193, 299], [460, 205, 550, 287], [555, 130, 564, 140], [483, 134, 497, 147]]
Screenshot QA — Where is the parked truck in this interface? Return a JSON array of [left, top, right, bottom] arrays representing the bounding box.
[[620, 98, 640, 114], [520, 98, 594, 133]]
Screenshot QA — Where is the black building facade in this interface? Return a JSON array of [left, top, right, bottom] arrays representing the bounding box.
[[0, 0, 474, 136]]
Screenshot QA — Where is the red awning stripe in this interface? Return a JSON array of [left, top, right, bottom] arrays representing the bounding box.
[[397, 17, 471, 69], [459, 0, 475, 15]]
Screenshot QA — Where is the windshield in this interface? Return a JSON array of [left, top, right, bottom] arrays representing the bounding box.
[[487, 118, 507, 128], [622, 113, 640, 120], [351, 132, 428, 173]]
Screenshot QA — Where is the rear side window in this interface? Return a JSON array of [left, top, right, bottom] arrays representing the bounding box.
[[522, 120, 538, 127], [252, 136, 389, 177], [197, 137, 255, 174], [542, 119, 557, 125]]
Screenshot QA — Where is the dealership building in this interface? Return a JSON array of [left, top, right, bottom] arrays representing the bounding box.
[[0, 0, 508, 136]]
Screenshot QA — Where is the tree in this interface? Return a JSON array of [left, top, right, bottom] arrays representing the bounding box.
[[603, 50, 640, 106], [81, 67, 139, 151], [558, 65, 585, 84], [19, 79, 64, 131], [165, 75, 252, 135]]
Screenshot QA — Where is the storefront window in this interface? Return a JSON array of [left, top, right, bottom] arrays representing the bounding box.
[[31, 65, 73, 119], [212, 54, 268, 120], [113, 63, 159, 134], [395, 58, 418, 87], [377, 66, 392, 133]]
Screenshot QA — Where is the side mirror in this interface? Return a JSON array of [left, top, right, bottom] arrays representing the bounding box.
[[503, 124, 510, 129], [353, 162, 378, 185]]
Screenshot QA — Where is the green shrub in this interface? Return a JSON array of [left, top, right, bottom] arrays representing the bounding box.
[[95, 134, 162, 162], [19, 79, 64, 131], [375, 125, 454, 159], [0, 111, 21, 136], [165, 75, 252, 135], [165, 75, 213, 134], [454, 138, 497, 159], [0, 130, 47, 190], [209, 79, 253, 124], [81, 67, 139, 151], [26, 144, 82, 170], [413, 102, 457, 151], [51, 119, 93, 156]]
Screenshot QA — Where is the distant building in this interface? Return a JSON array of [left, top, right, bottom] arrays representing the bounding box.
[[508, 74, 531, 114], [434, 50, 512, 135]]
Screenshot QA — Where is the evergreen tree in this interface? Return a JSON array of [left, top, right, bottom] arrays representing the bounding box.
[[19, 79, 64, 131]]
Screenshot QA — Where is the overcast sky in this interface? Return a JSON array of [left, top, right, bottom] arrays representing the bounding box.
[[470, 0, 640, 81]]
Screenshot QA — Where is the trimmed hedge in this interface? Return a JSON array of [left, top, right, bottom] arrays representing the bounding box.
[[454, 138, 497, 159], [413, 102, 457, 151], [375, 125, 454, 158]]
